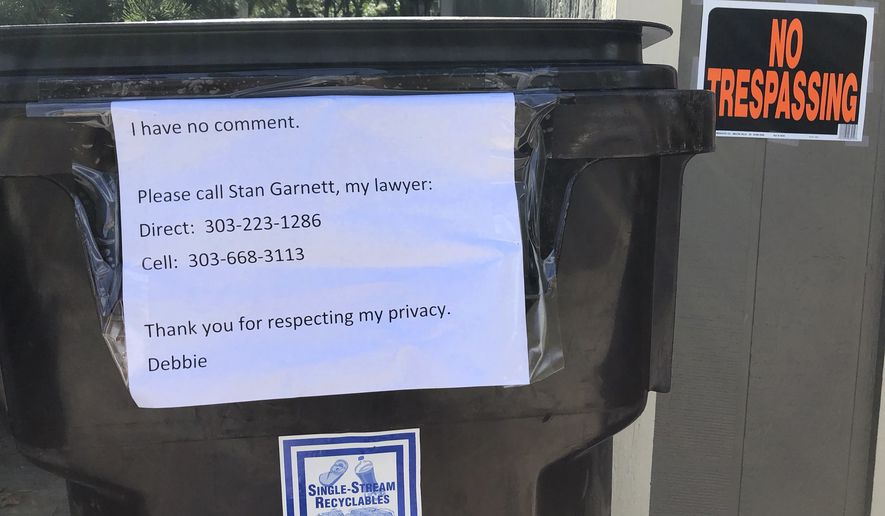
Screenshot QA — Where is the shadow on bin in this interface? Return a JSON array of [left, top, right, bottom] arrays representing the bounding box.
[[0, 19, 714, 516]]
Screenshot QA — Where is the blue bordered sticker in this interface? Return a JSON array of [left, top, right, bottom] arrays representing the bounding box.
[[279, 429, 422, 516]]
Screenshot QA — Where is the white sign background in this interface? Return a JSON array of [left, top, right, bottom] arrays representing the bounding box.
[[279, 429, 421, 516], [112, 94, 528, 408]]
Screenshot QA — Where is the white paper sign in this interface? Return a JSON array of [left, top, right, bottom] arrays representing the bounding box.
[[112, 94, 527, 408], [279, 429, 421, 516]]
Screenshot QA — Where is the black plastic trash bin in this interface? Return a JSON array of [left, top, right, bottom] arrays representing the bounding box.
[[0, 19, 714, 516]]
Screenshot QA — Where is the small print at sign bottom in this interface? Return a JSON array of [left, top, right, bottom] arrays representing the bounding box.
[[279, 429, 421, 516]]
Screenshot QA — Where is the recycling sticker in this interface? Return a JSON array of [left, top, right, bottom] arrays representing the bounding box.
[[279, 429, 422, 516]]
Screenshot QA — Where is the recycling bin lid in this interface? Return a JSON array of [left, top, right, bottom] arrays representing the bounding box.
[[0, 18, 672, 75]]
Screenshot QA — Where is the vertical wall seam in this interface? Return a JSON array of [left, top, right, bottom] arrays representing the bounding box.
[[853, 67, 885, 516], [736, 141, 768, 516]]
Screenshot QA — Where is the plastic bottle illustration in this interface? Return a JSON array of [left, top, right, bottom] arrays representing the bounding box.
[[319, 459, 349, 486], [349, 509, 394, 516], [354, 456, 377, 485]]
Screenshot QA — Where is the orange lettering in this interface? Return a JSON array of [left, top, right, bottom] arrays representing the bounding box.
[[707, 68, 722, 94], [764, 70, 779, 118], [720, 68, 735, 117], [786, 19, 803, 68], [791, 71, 806, 120], [775, 71, 791, 119], [750, 69, 764, 119], [807, 71, 821, 120], [842, 73, 859, 122], [826, 73, 843, 121], [770, 19, 788, 67], [735, 69, 751, 117]]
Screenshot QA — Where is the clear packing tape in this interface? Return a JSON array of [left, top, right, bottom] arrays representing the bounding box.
[[24, 78, 578, 391]]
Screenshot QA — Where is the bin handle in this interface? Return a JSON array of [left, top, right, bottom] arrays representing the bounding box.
[[540, 91, 715, 392], [546, 90, 715, 160]]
